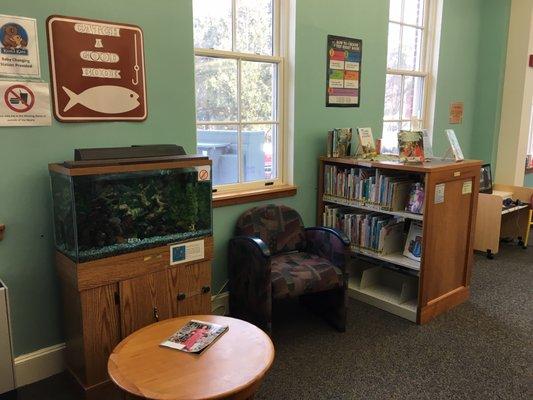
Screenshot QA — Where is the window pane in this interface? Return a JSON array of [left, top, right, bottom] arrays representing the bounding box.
[[193, 0, 232, 51], [195, 56, 238, 122], [400, 26, 423, 70], [387, 22, 401, 69], [236, 0, 273, 55], [382, 122, 400, 154], [384, 74, 402, 120], [241, 124, 276, 181], [404, 0, 425, 26], [197, 125, 239, 185], [241, 61, 275, 121], [389, 0, 402, 22], [402, 76, 424, 120]]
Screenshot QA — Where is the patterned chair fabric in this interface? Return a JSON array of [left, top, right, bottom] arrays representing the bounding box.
[[235, 204, 307, 255], [229, 204, 349, 333], [271, 252, 343, 300]]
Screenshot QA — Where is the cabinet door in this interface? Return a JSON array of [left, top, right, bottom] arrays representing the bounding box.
[[119, 271, 172, 337], [168, 261, 211, 317], [80, 284, 121, 386]]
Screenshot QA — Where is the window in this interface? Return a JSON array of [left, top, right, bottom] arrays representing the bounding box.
[[193, 0, 285, 190], [382, 0, 437, 154]]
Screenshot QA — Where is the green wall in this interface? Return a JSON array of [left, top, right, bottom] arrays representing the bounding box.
[[0, 0, 197, 355], [0, 0, 511, 357]]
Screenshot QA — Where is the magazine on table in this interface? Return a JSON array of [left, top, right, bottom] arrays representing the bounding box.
[[160, 320, 229, 353]]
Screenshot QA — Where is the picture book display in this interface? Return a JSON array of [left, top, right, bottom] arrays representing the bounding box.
[[398, 130, 424, 163], [356, 127, 376, 155], [445, 129, 464, 161], [160, 320, 228, 354], [403, 221, 423, 262], [327, 128, 353, 157]]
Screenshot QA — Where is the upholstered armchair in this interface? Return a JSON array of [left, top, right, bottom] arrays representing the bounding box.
[[228, 204, 350, 334]]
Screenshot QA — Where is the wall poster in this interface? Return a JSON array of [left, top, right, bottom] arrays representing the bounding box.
[[46, 15, 147, 122], [326, 35, 362, 107], [0, 14, 41, 78]]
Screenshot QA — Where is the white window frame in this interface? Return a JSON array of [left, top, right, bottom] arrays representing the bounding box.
[[194, 0, 289, 193], [383, 0, 442, 149]]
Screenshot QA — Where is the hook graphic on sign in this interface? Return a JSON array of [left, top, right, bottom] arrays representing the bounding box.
[[132, 33, 140, 85]]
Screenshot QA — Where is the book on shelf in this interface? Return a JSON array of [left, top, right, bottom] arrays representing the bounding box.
[[405, 183, 425, 214], [398, 130, 424, 163], [323, 164, 420, 214], [356, 127, 376, 155], [327, 128, 352, 157], [403, 221, 423, 262], [323, 205, 405, 256], [445, 129, 464, 161], [160, 319, 228, 354]]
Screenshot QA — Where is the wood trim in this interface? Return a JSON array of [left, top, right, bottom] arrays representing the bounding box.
[[525, 167, 533, 175], [213, 184, 297, 208], [72, 236, 214, 291], [49, 159, 212, 176], [419, 286, 469, 324], [319, 156, 481, 173]]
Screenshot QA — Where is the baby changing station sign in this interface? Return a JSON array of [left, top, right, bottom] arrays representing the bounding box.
[[46, 15, 147, 122], [0, 14, 40, 78]]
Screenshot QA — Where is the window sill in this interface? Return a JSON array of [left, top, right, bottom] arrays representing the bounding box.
[[213, 184, 297, 208]]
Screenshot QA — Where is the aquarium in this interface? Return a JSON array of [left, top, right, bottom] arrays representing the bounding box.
[[50, 166, 212, 262]]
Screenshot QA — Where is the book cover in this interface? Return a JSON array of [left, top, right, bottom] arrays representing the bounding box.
[[332, 128, 352, 157], [398, 130, 424, 162], [445, 129, 464, 161], [403, 221, 423, 262], [160, 320, 228, 354], [405, 182, 425, 214], [357, 127, 376, 154]]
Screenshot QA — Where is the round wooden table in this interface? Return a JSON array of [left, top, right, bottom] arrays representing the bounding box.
[[108, 315, 275, 400]]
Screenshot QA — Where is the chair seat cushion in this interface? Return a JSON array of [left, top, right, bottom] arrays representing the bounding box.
[[270, 252, 343, 300]]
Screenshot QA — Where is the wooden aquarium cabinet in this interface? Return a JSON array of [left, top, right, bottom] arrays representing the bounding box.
[[318, 157, 481, 323], [49, 156, 214, 393]]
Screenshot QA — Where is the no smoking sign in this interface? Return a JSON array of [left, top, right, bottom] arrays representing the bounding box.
[[195, 166, 211, 182], [4, 84, 35, 113]]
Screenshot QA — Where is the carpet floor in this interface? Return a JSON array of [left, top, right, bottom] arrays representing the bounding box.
[[2, 240, 531, 400], [256, 239, 532, 400]]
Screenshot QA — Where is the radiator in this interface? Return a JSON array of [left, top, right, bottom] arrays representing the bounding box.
[[0, 279, 15, 394]]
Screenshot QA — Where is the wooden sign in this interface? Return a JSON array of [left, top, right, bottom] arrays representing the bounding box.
[[46, 16, 147, 122], [449, 101, 464, 124]]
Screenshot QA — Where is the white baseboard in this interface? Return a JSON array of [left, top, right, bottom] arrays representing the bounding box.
[[14, 343, 65, 388], [13, 293, 229, 388]]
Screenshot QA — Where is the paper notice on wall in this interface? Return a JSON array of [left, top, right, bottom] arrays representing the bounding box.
[[0, 14, 41, 78], [0, 81, 51, 126], [462, 181, 472, 195], [170, 239, 205, 265], [435, 183, 445, 204]]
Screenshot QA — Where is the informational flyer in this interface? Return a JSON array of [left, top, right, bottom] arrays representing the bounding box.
[[326, 35, 362, 107], [0, 81, 52, 126], [0, 14, 41, 78]]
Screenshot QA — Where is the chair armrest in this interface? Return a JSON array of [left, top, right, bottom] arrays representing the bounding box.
[[230, 236, 271, 258], [304, 227, 350, 269], [305, 227, 350, 246]]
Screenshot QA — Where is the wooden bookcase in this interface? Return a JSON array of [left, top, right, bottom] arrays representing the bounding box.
[[318, 157, 481, 323]]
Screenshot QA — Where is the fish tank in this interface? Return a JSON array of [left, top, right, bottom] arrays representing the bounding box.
[[49, 159, 212, 263]]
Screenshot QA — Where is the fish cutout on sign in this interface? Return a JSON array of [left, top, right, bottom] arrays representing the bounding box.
[[62, 86, 140, 114]]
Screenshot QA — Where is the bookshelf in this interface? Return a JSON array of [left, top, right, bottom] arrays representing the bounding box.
[[318, 156, 481, 323]]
